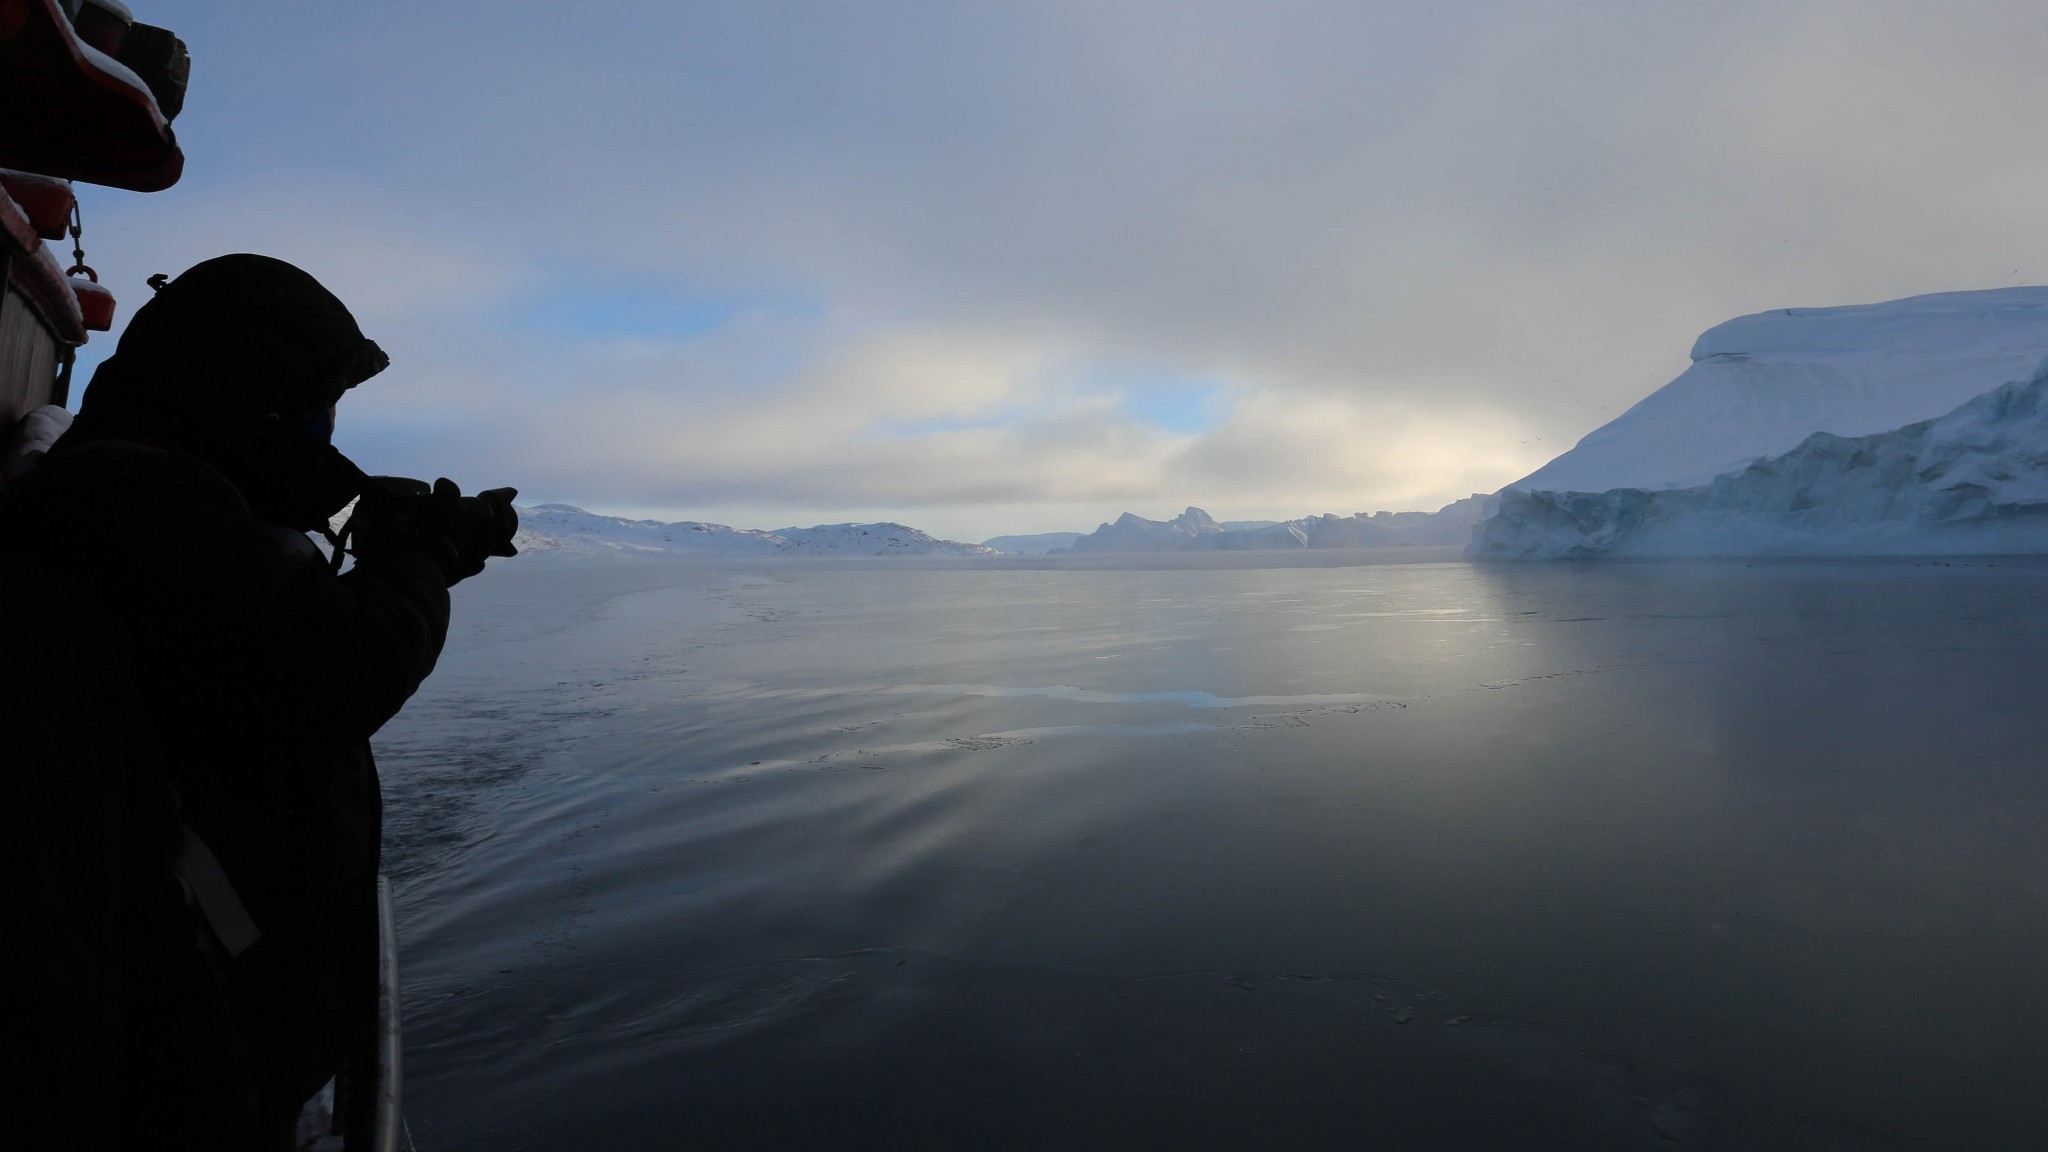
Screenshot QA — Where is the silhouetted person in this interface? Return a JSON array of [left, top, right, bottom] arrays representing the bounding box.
[[0, 254, 515, 1149]]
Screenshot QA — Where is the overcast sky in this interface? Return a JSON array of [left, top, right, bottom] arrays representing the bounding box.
[[71, 0, 2048, 540]]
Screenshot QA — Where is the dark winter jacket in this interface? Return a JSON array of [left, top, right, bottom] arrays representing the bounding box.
[[0, 436, 450, 1144]]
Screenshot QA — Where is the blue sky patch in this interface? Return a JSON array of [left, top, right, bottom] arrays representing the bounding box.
[[1045, 363, 1230, 436], [1117, 374, 1227, 435], [509, 274, 823, 343]]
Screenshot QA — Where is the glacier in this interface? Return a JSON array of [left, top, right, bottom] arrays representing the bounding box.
[[1470, 360, 2048, 558], [981, 532, 1083, 555], [1512, 288, 2048, 494]]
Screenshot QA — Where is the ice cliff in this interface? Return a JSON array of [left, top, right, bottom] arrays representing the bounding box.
[[1470, 361, 2048, 558], [981, 532, 1082, 555], [1512, 288, 2048, 494], [511, 504, 996, 557]]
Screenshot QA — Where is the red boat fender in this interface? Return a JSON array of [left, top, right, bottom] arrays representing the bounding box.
[[0, 168, 74, 240], [69, 269, 115, 331], [0, 0, 184, 191]]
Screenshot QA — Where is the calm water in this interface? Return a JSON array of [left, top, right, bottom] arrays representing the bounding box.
[[375, 555, 2048, 1150]]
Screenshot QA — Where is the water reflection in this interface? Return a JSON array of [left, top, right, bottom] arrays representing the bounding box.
[[381, 557, 2048, 1150]]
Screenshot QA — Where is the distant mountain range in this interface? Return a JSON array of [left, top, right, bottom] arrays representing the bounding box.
[[510, 502, 1483, 560], [982, 521, 1287, 554], [1062, 500, 1485, 553], [512, 504, 996, 557]]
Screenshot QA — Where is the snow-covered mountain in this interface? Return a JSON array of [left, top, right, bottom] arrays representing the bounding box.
[[512, 504, 996, 557], [1067, 498, 1484, 553], [1070, 507, 1226, 552], [512, 504, 782, 555], [771, 521, 998, 557], [1512, 288, 2048, 495], [1471, 360, 2048, 558]]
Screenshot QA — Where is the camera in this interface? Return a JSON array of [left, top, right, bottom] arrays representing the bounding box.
[[343, 475, 519, 584]]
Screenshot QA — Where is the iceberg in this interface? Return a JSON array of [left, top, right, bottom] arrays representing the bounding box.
[[1470, 360, 2048, 558]]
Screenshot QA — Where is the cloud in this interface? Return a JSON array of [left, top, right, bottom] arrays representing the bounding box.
[[69, 0, 2048, 536]]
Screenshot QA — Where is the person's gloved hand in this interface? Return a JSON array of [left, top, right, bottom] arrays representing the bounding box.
[[348, 476, 519, 585]]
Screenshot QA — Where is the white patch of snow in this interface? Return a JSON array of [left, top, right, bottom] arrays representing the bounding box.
[[74, 41, 165, 127]]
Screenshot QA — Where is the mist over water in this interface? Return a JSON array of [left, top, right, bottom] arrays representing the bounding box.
[[376, 556, 2048, 1150]]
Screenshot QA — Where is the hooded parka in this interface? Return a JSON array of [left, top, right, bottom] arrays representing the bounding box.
[[0, 254, 452, 1148]]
